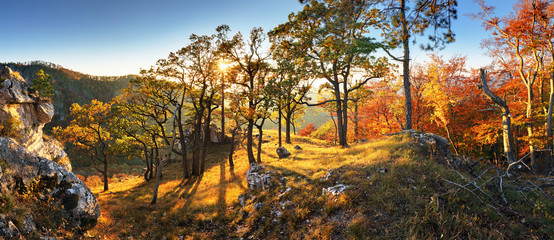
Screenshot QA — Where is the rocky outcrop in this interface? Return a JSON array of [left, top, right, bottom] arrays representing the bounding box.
[[0, 67, 99, 237], [0, 66, 69, 170], [404, 129, 465, 168]]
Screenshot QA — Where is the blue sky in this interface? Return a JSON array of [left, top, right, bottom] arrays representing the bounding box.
[[1, 0, 515, 76]]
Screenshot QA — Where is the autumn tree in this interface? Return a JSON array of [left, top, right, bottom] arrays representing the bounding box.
[[270, 0, 389, 146], [474, 0, 552, 171], [54, 100, 117, 191], [478, 69, 517, 166], [379, 0, 458, 130], [219, 26, 271, 163]]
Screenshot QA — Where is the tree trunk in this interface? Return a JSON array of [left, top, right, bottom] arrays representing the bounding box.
[[444, 124, 459, 155], [334, 84, 347, 146], [221, 75, 225, 143], [278, 104, 282, 147], [150, 145, 160, 204], [246, 119, 255, 164], [546, 72, 554, 171], [401, 0, 413, 130], [479, 69, 517, 166], [354, 100, 359, 140], [228, 128, 237, 168], [341, 81, 349, 146], [526, 86, 537, 172], [256, 125, 263, 164], [201, 107, 214, 174], [102, 159, 109, 191], [285, 114, 292, 144], [143, 147, 151, 181]]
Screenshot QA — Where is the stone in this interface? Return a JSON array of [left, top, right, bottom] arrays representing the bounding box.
[[246, 163, 273, 190], [323, 184, 350, 196], [403, 129, 463, 168], [0, 221, 20, 238], [294, 145, 302, 150], [254, 202, 264, 211], [0, 137, 100, 232], [0, 67, 70, 171], [22, 215, 36, 234], [238, 194, 247, 207], [276, 146, 291, 158]]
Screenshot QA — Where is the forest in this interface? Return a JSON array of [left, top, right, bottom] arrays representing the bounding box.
[[1, 0, 553, 239], [52, 0, 554, 191]]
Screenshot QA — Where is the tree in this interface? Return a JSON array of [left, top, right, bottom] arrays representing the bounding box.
[[270, 0, 389, 146], [478, 69, 517, 167], [54, 100, 116, 191], [32, 69, 55, 100], [219, 26, 271, 163], [379, 0, 458, 130], [474, 0, 551, 171]]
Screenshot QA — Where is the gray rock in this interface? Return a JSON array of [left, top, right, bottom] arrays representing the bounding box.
[[323, 184, 350, 196], [254, 202, 264, 211], [246, 163, 276, 190], [22, 215, 36, 234], [238, 194, 247, 207], [276, 146, 291, 158], [0, 221, 20, 238], [294, 145, 302, 150], [0, 137, 100, 231], [0, 67, 70, 171]]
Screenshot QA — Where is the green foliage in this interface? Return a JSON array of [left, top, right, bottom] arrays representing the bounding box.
[[0, 115, 21, 138], [32, 69, 55, 99], [310, 120, 336, 140]]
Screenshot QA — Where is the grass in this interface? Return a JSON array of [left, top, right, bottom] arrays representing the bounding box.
[[81, 131, 552, 239]]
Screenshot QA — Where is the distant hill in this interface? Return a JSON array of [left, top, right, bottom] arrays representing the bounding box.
[[1, 61, 134, 131]]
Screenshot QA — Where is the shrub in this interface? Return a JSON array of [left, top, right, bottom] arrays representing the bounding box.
[[310, 120, 336, 141], [85, 175, 102, 187], [31, 69, 55, 99], [299, 123, 317, 136], [0, 115, 21, 138]]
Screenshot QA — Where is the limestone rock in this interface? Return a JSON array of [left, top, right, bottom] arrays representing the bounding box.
[[246, 163, 272, 190], [323, 184, 350, 196], [0, 67, 70, 171], [276, 146, 291, 158], [0, 137, 100, 232], [403, 129, 463, 168]]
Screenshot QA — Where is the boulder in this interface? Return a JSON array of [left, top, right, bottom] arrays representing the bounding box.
[[276, 146, 291, 158], [246, 163, 273, 190], [403, 129, 464, 168], [294, 145, 302, 150], [0, 137, 100, 232]]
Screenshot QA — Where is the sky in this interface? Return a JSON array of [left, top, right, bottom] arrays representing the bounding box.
[[1, 0, 517, 76]]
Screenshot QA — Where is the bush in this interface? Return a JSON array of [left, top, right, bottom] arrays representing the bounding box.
[[310, 120, 336, 141], [299, 123, 317, 136], [85, 175, 102, 187], [0, 115, 21, 138], [32, 69, 54, 99]]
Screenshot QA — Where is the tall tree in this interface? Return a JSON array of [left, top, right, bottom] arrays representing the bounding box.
[[270, 0, 389, 146], [478, 69, 517, 167], [379, 0, 457, 130], [474, 0, 549, 171], [219, 26, 271, 163]]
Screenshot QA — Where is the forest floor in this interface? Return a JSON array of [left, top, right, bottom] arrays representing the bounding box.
[[83, 131, 553, 239]]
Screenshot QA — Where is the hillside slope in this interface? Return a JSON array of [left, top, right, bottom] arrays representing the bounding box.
[[85, 131, 552, 239], [0, 61, 133, 131]]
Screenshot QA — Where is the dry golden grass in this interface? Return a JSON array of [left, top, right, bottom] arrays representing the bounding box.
[[84, 131, 552, 239]]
